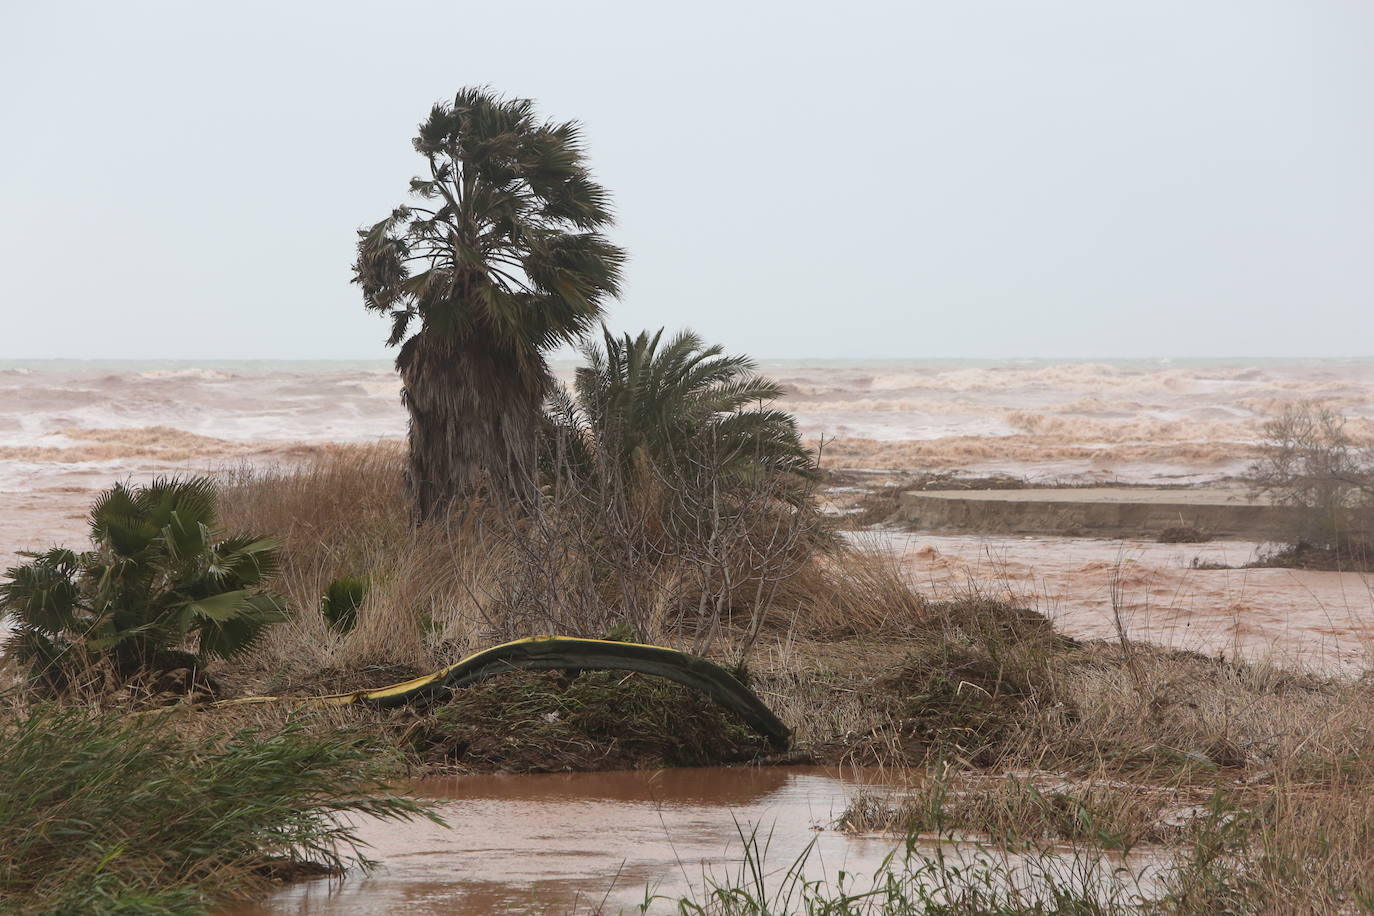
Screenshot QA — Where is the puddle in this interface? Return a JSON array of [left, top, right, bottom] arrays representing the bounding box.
[[228, 767, 1162, 915], [227, 767, 895, 913]]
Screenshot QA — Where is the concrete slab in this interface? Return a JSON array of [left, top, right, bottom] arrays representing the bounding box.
[[898, 487, 1294, 539], [911, 487, 1271, 505]]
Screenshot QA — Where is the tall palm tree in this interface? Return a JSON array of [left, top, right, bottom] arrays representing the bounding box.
[[551, 327, 816, 492], [354, 87, 625, 520]]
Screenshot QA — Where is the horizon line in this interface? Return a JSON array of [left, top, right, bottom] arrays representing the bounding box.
[[3, 354, 1374, 364]]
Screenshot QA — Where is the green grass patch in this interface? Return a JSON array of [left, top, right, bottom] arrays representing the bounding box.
[[657, 823, 1153, 915]]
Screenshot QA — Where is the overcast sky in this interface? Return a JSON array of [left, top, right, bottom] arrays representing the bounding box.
[[1, 1, 1371, 360]]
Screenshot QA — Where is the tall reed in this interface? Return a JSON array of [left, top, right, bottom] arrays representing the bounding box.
[[0, 705, 441, 914]]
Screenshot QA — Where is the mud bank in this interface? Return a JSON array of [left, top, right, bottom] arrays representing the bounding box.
[[898, 487, 1297, 540]]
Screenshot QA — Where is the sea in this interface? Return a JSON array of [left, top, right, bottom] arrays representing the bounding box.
[[4, 356, 1373, 492]]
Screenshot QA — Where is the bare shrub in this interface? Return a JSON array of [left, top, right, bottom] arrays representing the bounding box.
[[1247, 401, 1374, 551], [484, 435, 831, 659], [1157, 525, 1210, 544]]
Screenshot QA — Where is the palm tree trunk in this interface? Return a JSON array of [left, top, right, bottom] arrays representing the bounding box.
[[397, 330, 547, 521]]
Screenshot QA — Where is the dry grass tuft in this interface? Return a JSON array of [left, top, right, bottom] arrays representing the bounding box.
[[1156, 525, 1211, 543], [838, 771, 1198, 850], [216, 445, 501, 691]]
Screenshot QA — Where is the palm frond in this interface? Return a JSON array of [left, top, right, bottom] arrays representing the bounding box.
[[0, 478, 290, 689], [548, 326, 817, 493], [358, 86, 624, 379]]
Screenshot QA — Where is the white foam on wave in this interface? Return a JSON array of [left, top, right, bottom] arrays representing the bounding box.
[[2, 358, 1371, 487], [136, 368, 238, 381]]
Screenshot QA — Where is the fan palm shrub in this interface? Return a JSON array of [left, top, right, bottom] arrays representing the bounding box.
[[0, 477, 286, 695], [353, 87, 625, 520], [548, 326, 816, 497], [534, 328, 824, 646]]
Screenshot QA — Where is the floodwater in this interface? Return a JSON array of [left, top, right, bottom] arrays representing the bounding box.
[[229, 767, 902, 915], [227, 767, 1160, 916], [861, 530, 1374, 670]]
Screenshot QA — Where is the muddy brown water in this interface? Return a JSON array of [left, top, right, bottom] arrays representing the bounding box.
[[228, 767, 906, 915], [228, 766, 1163, 915], [861, 530, 1374, 670]]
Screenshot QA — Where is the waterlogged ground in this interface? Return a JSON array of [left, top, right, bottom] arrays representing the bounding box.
[[228, 767, 1163, 915], [856, 530, 1374, 671]]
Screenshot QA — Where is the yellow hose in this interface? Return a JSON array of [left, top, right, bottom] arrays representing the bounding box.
[[176, 636, 791, 750]]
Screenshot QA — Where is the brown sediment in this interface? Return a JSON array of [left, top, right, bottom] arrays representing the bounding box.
[[0, 427, 263, 463]]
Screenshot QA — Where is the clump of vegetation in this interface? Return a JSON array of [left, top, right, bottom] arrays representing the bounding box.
[[411, 669, 767, 773], [0, 477, 286, 699], [1247, 401, 1374, 565], [321, 575, 368, 634], [548, 325, 816, 494], [0, 705, 440, 915], [878, 601, 1077, 767], [531, 325, 826, 653], [658, 824, 1158, 915], [1156, 525, 1211, 543], [212, 419, 828, 688], [838, 766, 1206, 852], [1255, 541, 1374, 571]]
